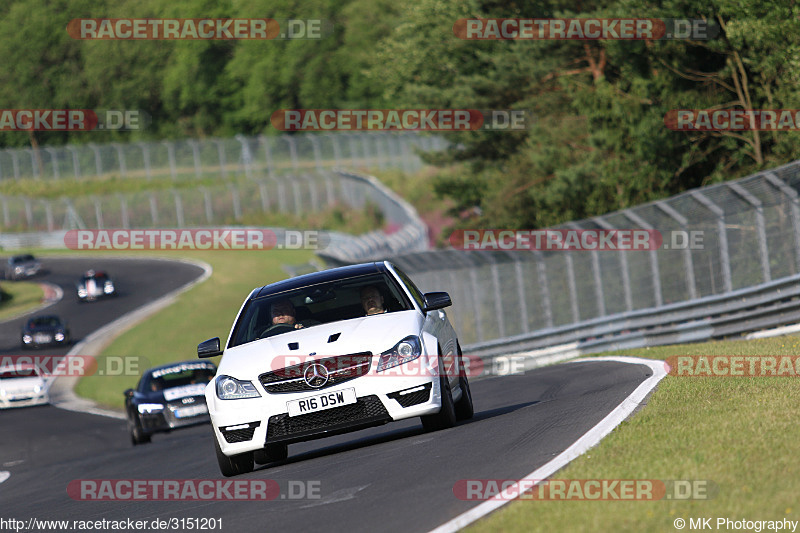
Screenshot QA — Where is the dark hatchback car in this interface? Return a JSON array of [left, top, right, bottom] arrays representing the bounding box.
[[21, 315, 70, 349], [125, 360, 217, 445]]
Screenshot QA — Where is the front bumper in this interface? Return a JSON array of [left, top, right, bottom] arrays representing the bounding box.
[[210, 372, 443, 456], [138, 400, 211, 434], [0, 393, 49, 409]]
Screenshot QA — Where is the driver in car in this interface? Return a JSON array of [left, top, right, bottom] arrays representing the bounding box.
[[360, 285, 387, 316], [270, 300, 305, 329]]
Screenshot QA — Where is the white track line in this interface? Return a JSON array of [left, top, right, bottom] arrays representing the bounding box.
[[428, 356, 667, 533]]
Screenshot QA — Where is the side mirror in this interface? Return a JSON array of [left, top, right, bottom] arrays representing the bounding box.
[[422, 292, 452, 312], [124, 388, 135, 398], [198, 337, 222, 358]]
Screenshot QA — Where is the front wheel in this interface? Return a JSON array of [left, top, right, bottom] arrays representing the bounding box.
[[421, 355, 457, 432], [454, 346, 474, 421], [129, 418, 151, 445], [214, 434, 254, 477]]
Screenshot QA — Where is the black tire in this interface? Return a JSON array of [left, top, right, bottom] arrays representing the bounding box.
[[421, 354, 457, 432], [129, 418, 151, 445], [254, 443, 288, 465], [214, 433, 254, 477], [454, 358, 474, 421]]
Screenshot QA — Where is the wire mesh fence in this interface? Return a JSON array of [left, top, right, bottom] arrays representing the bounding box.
[[392, 161, 800, 346], [0, 133, 444, 182]]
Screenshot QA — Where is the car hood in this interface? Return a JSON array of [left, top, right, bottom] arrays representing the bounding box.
[[0, 376, 46, 394], [218, 310, 422, 379]]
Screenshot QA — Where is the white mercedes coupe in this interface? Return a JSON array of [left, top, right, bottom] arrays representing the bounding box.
[[198, 261, 474, 476]]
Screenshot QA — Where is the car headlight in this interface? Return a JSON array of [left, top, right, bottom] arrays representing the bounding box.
[[33, 385, 42, 394], [377, 336, 422, 372], [104, 282, 114, 294], [54, 332, 65, 342], [216, 375, 261, 400], [22, 335, 32, 344], [78, 288, 87, 297], [14, 266, 23, 273], [137, 403, 164, 414], [0, 389, 6, 397]]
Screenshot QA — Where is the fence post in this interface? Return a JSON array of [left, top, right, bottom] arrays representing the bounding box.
[[595, 217, 633, 312], [284, 135, 299, 174], [728, 182, 771, 283], [113, 143, 127, 178], [88, 143, 102, 177], [149, 193, 158, 225], [67, 146, 81, 179], [691, 191, 732, 293], [45, 148, 60, 180], [306, 134, 323, 173], [163, 141, 177, 180], [188, 140, 202, 179], [236, 134, 253, 179], [655, 201, 697, 300], [623, 211, 663, 307], [258, 135, 276, 179], [138, 143, 152, 180], [93, 198, 104, 228], [173, 190, 185, 227]]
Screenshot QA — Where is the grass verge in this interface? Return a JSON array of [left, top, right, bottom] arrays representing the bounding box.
[[0, 280, 45, 321], [73, 248, 314, 409], [468, 338, 800, 532]]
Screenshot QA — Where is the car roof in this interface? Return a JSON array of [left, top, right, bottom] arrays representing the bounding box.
[[252, 261, 390, 299]]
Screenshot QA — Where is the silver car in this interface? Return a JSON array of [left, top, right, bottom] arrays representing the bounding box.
[[5, 254, 41, 280]]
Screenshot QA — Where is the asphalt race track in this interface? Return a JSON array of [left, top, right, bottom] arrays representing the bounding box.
[[0, 258, 655, 532]]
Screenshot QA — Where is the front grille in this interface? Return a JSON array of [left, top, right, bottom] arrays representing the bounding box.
[[387, 383, 432, 408], [259, 352, 372, 394], [222, 422, 260, 443], [267, 395, 389, 441]]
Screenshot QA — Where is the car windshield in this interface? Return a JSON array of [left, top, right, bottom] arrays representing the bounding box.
[[229, 273, 411, 347], [10, 255, 34, 264], [0, 368, 39, 379], [29, 317, 60, 328], [83, 273, 108, 282], [143, 365, 215, 392]]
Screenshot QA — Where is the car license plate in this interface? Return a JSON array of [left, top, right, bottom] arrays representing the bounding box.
[[33, 334, 51, 343], [287, 388, 357, 417], [174, 404, 208, 418]]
